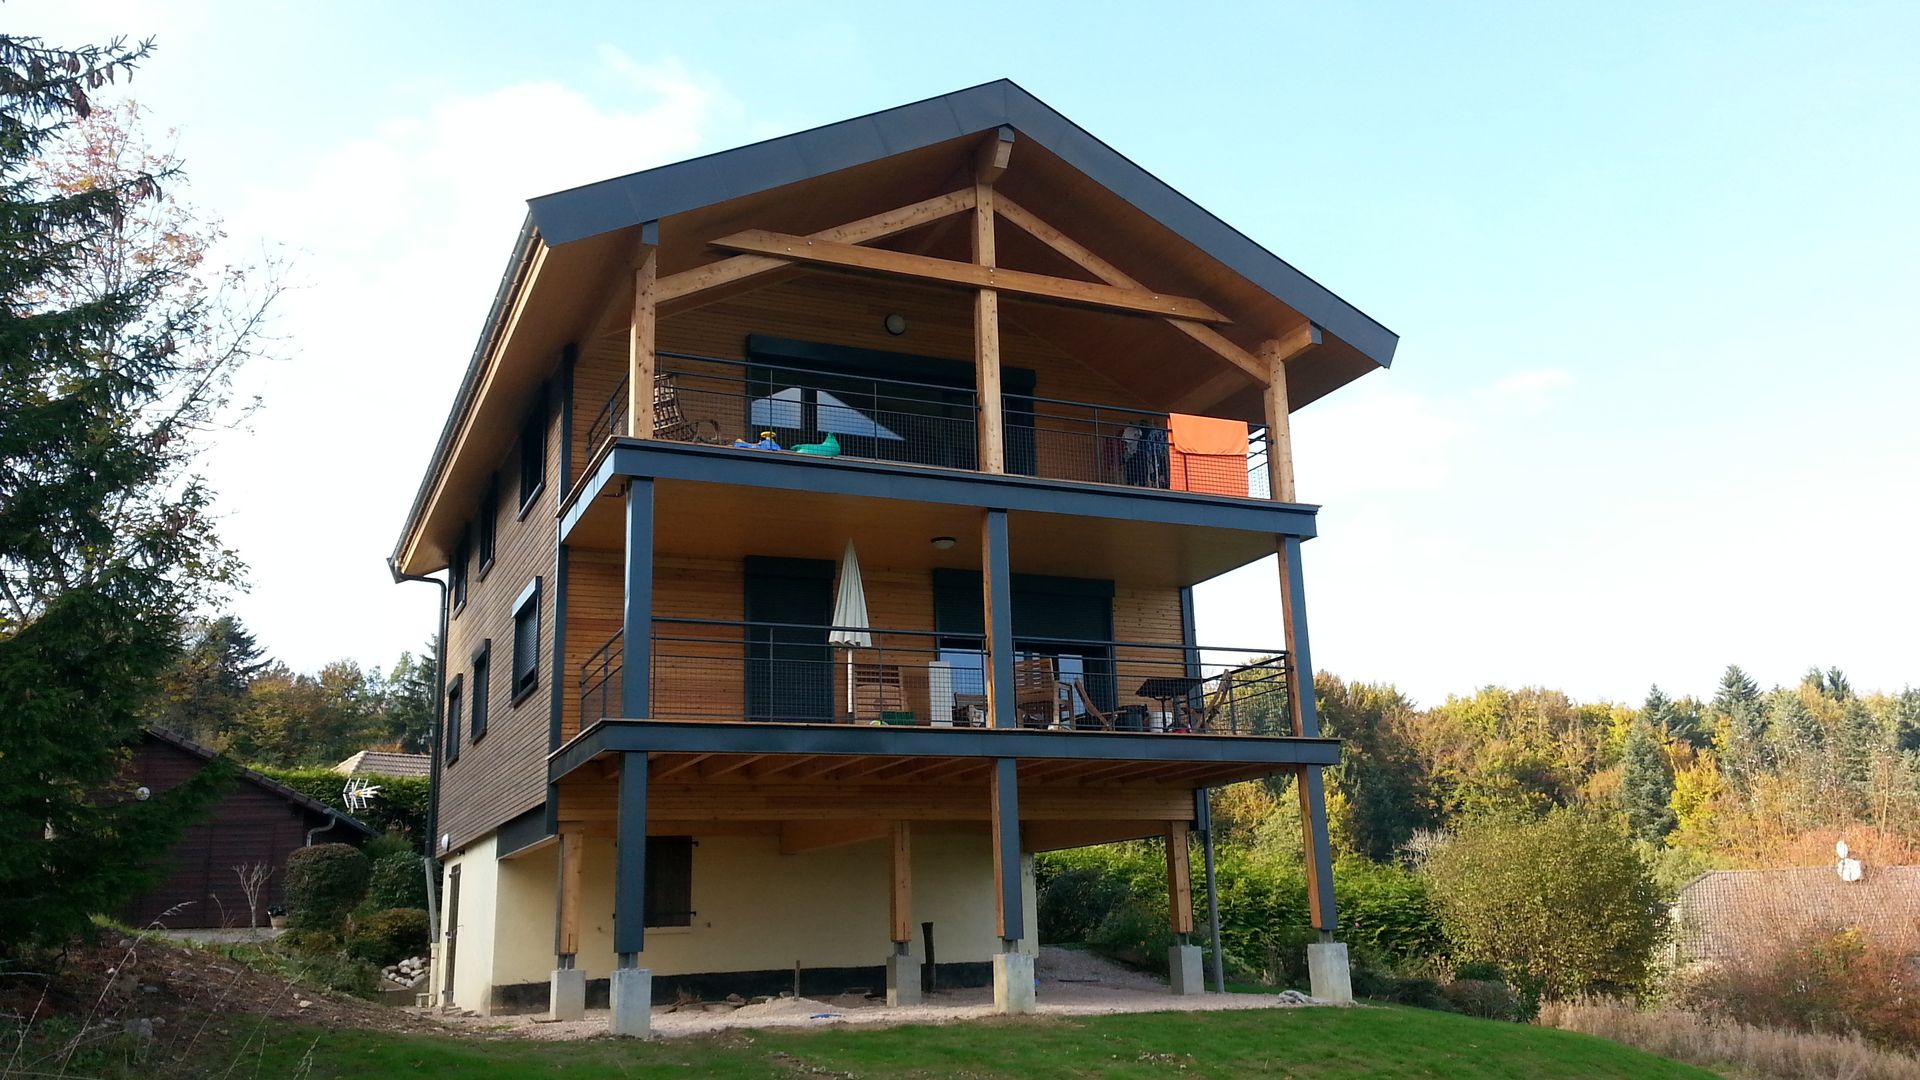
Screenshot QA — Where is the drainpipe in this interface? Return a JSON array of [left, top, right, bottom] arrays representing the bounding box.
[[389, 559, 449, 956]]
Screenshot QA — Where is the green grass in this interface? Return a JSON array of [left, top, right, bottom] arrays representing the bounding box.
[[213, 1005, 1718, 1079]]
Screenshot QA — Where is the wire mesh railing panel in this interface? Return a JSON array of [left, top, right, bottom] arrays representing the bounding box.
[[1008, 395, 1173, 490], [1009, 636, 1292, 736], [578, 628, 625, 726], [650, 619, 985, 726]]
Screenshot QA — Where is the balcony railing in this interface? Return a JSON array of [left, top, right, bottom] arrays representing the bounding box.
[[578, 618, 1293, 736], [587, 351, 1273, 499]]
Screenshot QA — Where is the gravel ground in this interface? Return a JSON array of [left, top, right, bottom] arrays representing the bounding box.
[[430, 947, 1323, 1041]]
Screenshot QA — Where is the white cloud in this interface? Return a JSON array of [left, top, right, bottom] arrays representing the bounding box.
[[206, 52, 727, 673]]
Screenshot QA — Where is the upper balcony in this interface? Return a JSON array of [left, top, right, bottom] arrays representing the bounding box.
[[585, 350, 1272, 503]]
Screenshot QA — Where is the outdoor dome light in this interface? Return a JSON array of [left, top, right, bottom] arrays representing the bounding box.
[[930, 536, 957, 550], [884, 313, 908, 335]]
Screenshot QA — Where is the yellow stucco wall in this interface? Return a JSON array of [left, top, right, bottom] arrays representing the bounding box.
[[432, 834, 498, 1013], [440, 827, 1035, 1007]]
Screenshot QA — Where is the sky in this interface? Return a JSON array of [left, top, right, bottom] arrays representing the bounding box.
[[14, 1, 1919, 707]]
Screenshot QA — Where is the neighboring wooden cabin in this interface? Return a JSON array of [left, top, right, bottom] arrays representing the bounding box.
[[122, 728, 375, 930]]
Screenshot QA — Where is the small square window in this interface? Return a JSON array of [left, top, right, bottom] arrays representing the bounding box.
[[445, 675, 464, 764], [518, 404, 546, 514], [511, 577, 541, 704], [471, 640, 492, 741]]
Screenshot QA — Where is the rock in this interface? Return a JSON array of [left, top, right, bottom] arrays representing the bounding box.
[[725, 993, 745, 1004], [122, 1018, 153, 1041], [296, 999, 313, 1009], [702, 1002, 738, 1013]]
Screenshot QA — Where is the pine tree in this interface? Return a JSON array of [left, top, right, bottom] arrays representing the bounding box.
[[0, 35, 259, 952], [1711, 664, 1770, 784], [1619, 721, 1676, 843], [151, 615, 270, 744]]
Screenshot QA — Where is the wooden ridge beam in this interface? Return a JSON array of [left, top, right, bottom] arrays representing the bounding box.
[[655, 188, 977, 307], [994, 194, 1264, 382], [976, 126, 1015, 185], [709, 228, 1231, 323]]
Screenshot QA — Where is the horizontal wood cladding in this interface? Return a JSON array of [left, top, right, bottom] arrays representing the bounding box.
[[556, 777, 1195, 824], [439, 384, 562, 850]]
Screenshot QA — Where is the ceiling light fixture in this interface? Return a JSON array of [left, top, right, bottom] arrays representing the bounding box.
[[930, 536, 957, 550], [884, 313, 908, 336]]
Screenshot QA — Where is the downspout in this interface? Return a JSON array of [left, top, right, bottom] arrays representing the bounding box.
[[389, 560, 449, 958], [304, 814, 341, 847]]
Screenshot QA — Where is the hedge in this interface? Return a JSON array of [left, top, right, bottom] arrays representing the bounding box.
[[365, 851, 429, 911], [253, 765, 430, 843], [347, 908, 430, 967]]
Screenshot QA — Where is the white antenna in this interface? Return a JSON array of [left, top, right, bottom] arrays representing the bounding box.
[[343, 777, 381, 813], [1835, 839, 1863, 883]]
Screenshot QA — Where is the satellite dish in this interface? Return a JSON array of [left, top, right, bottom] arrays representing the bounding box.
[[342, 778, 382, 813], [1835, 839, 1863, 882], [1835, 840, 1850, 859]]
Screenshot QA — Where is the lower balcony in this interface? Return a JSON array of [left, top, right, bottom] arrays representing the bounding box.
[[579, 619, 1293, 737]]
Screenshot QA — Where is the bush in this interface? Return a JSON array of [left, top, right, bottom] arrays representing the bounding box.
[[1037, 867, 1133, 945], [1442, 978, 1529, 1021], [1423, 809, 1666, 1000], [347, 907, 430, 966], [365, 852, 428, 911], [1675, 927, 1920, 1053], [252, 765, 431, 842], [284, 843, 370, 931]]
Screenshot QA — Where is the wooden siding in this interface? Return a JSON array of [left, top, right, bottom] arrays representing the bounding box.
[[123, 737, 337, 929], [439, 383, 563, 850]]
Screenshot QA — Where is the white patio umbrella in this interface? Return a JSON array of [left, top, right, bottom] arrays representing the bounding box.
[[829, 540, 872, 717]]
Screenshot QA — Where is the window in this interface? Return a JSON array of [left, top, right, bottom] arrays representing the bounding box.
[[477, 478, 498, 576], [470, 640, 491, 741], [518, 404, 546, 514], [450, 530, 470, 613], [511, 577, 541, 703], [645, 837, 694, 927], [444, 675, 463, 764]]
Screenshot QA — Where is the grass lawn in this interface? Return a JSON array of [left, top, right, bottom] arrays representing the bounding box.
[[225, 1005, 1719, 1079]]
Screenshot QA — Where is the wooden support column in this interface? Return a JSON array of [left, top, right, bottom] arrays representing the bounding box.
[[981, 509, 1015, 730], [1165, 820, 1194, 940], [622, 479, 654, 719], [889, 822, 913, 946], [973, 182, 1005, 474], [627, 248, 657, 438], [1278, 534, 1336, 933], [554, 829, 583, 961], [1258, 324, 1320, 503], [990, 757, 1024, 944], [613, 751, 649, 961]]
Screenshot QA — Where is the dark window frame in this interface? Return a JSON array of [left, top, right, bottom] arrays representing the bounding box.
[[510, 577, 541, 705], [470, 639, 492, 742], [450, 529, 471, 615], [477, 477, 498, 579], [645, 836, 695, 927], [445, 674, 464, 764], [517, 398, 547, 518]]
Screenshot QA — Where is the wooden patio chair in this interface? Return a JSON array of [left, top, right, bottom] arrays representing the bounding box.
[[1182, 669, 1241, 734], [1013, 658, 1062, 728], [652, 372, 722, 444], [851, 662, 905, 724], [1068, 678, 1116, 731]]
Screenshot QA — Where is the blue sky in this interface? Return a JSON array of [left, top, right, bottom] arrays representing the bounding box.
[[18, 1, 1919, 705]]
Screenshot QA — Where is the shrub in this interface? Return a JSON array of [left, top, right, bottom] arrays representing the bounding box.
[[252, 766, 431, 841], [1037, 867, 1133, 945], [347, 907, 430, 966], [365, 852, 428, 911], [1424, 809, 1666, 999], [1442, 978, 1528, 1021], [1675, 927, 1920, 1052], [284, 843, 370, 931]]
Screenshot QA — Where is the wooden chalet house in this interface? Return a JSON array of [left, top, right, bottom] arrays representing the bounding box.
[[390, 81, 1397, 1034]]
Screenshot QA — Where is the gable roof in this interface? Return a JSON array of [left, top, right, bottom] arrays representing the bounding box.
[[1674, 865, 1920, 962], [528, 79, 1397, 368], [334, 749, 432, 779], [143, 728, 378, 838]]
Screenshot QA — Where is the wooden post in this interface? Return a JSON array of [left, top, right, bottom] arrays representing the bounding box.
[[1259, 340, 1295, 503], [555, 829, 583, 958], [889, 822, 913, 945], [1165, 820, 1194, 938], [627, 250, 657, 439], [973, 182, 1004, 474]]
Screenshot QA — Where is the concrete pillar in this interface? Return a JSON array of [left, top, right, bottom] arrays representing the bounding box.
[[1168, 943, 1205, 996], [886, 948, 923, 1007], [609, 961, 652, 1037], [549, 965, 585, 1021], [1307, 941, 1354, 1005], [993, 950, 1035, 1014]]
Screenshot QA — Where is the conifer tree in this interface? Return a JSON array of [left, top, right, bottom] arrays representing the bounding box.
[[1619, 720, 1676, 843], [0, 34, 265, 951]]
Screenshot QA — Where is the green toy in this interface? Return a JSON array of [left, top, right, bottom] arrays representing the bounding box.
[[793, 432, 841, 457]]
